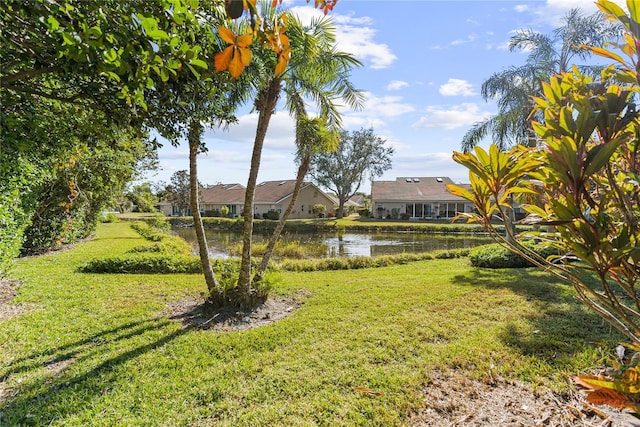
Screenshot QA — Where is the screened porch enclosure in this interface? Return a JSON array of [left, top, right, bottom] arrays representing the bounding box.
[[405, 202, 467, 219]]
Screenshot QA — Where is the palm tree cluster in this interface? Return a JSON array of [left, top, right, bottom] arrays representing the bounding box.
[[461, 8, 620, 152]]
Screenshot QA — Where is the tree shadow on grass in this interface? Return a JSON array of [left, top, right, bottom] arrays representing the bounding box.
[[454, 267, 622, 362], [0, 316, 195, 426]]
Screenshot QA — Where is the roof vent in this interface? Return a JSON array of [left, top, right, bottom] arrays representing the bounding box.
[[413, 178, 420, 183], [279, 181, 286, 185], [405, 178, 412, 183], [436, 177, 443, 183], [258, 182, 266, 186]]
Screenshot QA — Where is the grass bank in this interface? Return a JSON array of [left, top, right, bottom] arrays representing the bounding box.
[[0, 222, 619, 426]]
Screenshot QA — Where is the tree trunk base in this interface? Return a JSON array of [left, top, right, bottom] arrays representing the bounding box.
[[206, 287, 268, 309]]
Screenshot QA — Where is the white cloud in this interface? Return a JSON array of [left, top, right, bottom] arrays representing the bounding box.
[[336, 24, 396, 69], [496, 40, 511, 51], [386, 152, 471, 183], [514, 5, 529, 13], [439, 79, 477, 97], [450, 34, 479, 46], [289, 6, 397, 69], [528, 0, 626, 27], [412, 103, 491, 130], [204, 113, 296, 151], [387, 80, 409, 91], [342, 92, 415, 130]]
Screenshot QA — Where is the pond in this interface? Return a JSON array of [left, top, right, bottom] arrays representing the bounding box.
[[173, 228, 492, 258]]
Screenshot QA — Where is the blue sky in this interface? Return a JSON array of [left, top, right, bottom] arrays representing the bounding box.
[[151, 0, 618, 193]]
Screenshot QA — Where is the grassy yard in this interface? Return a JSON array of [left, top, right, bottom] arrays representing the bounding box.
[[0, 222, 620, 426]]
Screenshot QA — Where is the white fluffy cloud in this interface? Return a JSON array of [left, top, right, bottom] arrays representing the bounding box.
[[439, 79, 477, 97], [289, 6, 397, 69], [412, 103, 491, 130], [387, 80, 409, 91], [341, 92, 415, 130]]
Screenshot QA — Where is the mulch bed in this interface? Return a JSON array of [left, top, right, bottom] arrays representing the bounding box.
[[162, 293, 305, 332]]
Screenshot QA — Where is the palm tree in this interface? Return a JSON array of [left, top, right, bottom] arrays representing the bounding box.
[[461, 8, 620, 152], [235, 9, 364, 307], [254, 115, 337, 283], [144, 5, 253, 302]]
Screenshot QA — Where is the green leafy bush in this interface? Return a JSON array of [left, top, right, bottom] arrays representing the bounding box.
[[468, 241, 558, 268], [127, 235, 194, 256], [130, 221, 166, 241], [262, 210, 280, 220], [79, 253, 202, 274], [100, 212, 119, 223], [274, 249, 467, 272]]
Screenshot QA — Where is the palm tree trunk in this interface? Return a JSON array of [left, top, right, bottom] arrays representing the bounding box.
[[187, 120, 220, 296], [237, 79, 281, 305], [255, 155, 310, 282]]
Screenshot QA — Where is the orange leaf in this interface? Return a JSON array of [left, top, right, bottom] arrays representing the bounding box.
[[274, 55, 288, 76], [279, 33, 289, 48], [218, 26, 237, 45], [238, 46, 252, 66], [271, 0, 278, 6], [236, 34, 253, 48], [214, 46, 234, 72], [586, 389, 640, 411], [228, 49, 244, 78], [574, 375, 614, 390]]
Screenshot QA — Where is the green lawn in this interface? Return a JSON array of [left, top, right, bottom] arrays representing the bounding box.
[[0, 222, 620, 426]]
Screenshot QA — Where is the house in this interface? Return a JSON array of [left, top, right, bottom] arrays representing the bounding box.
[[157, 183, 245, 217], [200, 183, 246, 217], [160, 180, 336, 219], [252, 180, 336, 219], [370, 177, 475, 220]]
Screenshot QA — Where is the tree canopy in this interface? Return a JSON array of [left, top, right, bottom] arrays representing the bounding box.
[[310, 127, 393, 218], [461, 8, 620, 152]]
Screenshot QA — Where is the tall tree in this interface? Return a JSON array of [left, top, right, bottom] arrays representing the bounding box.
[[254, 115, 337, 282], [229, 9, 364, 306], [142, 4, 251, 305], [310, 127, 393, 219], [461, 8, 620, 152], [165, 170, 193, 216]]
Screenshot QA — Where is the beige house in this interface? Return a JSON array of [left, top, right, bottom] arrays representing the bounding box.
[[253, 180, 336, 219], [371, 177, 475, 220], [160, 180, 336, 219], [200, 183, 246, 217]]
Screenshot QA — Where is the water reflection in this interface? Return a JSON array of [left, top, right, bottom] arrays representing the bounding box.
[[174, 228, 492, 258]]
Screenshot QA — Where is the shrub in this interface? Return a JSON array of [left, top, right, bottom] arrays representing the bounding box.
[[468, 241, 558, 268], [275, 249, 464, 273], [79, 253, 202, 274], [312, 204, 326, 218], [100, 212, 118, 223], [262, 210, 280, 220], [130, 221, 166, 241], [145, 213, 171, 233], [127, 235, 193, 256], [357, 208, 371, 218]]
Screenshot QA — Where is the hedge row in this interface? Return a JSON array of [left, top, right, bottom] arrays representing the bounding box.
[[79, 253, 202, 274], [80, 248, 470, 275]]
